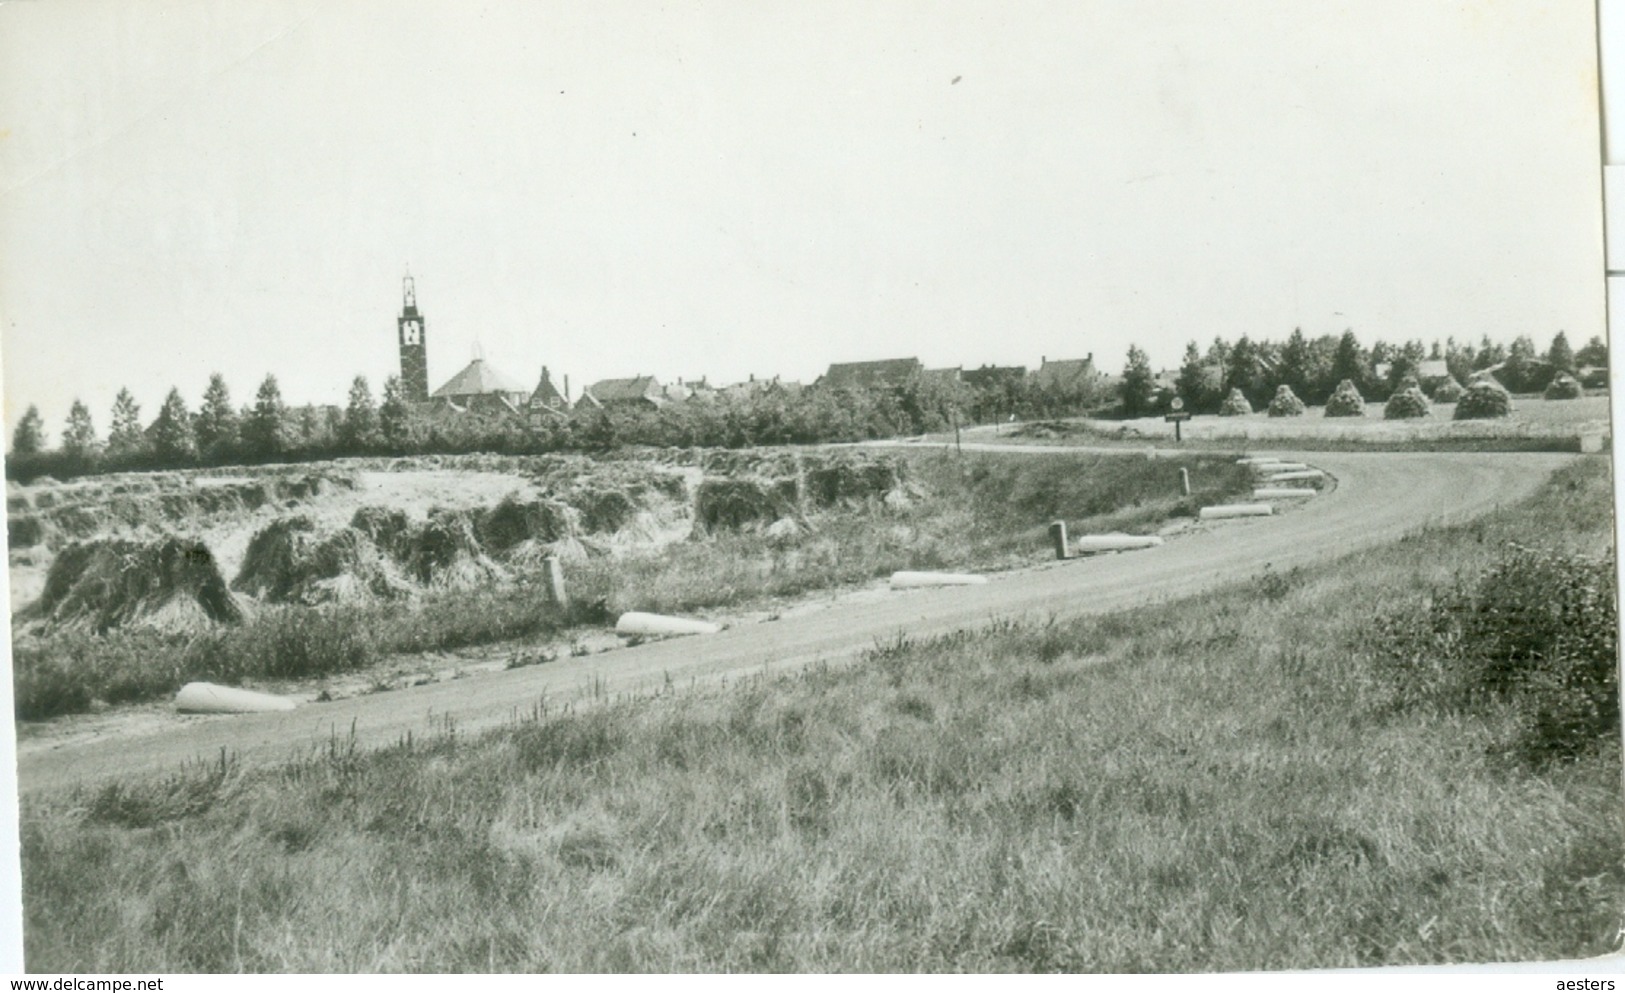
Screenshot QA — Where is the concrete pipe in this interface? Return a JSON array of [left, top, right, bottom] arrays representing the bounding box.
[[890, 571, 989, 589], [1253, 487, 1317, 500], [616, 612, 722, 637], [1199, 503, 1275, 520], [1075, 534, 1165, 553], [1236, 456, 1285, 465], [1266, 469, 1324, 482], [1252, 461, 1308, 473], [175, 682, 297, 714]]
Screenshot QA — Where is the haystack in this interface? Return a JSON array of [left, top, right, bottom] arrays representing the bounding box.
[[1324, 380, 1366, 418], [804, 453, 907, 507], [1383, 387, 1431, 420], [407, 509, 506, 588], [1543, 373, 1583, 400], [35, 537, 242, 632], [475, 496, 578, 553], [234, 516, 410, 605], [1218, 388, 1253, 416], [694, 478, 794, 532], [1430, 376, 1465, 402], [1266, 385, 1306, 417], [1454, 380, 1513, 420]]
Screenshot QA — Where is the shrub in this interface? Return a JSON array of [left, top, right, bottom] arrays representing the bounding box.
[[1217, 388, 1252, 417], [1266, 385, 1306, 418], [1378, 545, 1618, 766], [1454, 380, 1513, 420], [1323, 380, 1366, 418], [1382, 387, 1431, 420], [1544, 373, 1583, 401], [1430, 377, 1464, 403]]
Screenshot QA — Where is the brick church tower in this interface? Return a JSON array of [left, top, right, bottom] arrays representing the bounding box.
[[397, 272, 429, 403]]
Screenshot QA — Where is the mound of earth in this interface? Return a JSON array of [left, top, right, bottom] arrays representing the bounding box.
[[32, 537, 243, 633]]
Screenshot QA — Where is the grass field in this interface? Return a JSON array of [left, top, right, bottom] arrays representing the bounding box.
[[18, 459, 1617, 972], [13, 449, 1253, 719]]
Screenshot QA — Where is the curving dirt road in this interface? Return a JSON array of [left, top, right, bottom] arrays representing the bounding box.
[[14, 448, 1578, 793]]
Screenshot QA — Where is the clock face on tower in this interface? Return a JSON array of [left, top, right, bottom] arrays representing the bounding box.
[[402, 320, 421, 345]]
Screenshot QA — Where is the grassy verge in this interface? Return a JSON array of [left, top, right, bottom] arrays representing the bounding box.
[[14, 450, 1251, 718], [19, 461, 1618, 972]]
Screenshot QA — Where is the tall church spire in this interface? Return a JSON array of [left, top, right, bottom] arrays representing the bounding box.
[[397, 270, 429, 403]]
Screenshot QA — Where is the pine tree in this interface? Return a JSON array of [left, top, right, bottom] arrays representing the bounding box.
[[379, 375, 412, 450], [1474, 335, 1507, 369], [10, 405, 45, 456], [1222, 335, 1265, 409], [1118, 344, 1157, 417], [1329, 330, 1367, 394], [151, 387, 197, 462], [61, 399, 99, 457], [1174, 341, 1214, 413], [107, 388, 147, 456], [1575, 335, 1608, 369], [1278, 328, 1311, 402], [1547, 331, 1576, 373], [243, 374, 289, 457], [195, 373, 239, 458]]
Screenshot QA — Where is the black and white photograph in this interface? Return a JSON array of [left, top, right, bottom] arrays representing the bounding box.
[[0, 0, 1618, 975]]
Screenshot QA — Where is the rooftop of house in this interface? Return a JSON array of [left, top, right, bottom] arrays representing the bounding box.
[[432, 358, 529, 399]]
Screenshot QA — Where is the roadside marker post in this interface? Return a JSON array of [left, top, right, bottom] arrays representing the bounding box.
[[1164, 396, 1191, 442], [1049, 520, 1070, 560], [1179, 467, 1191, 496], [543, 554, 569, 611]]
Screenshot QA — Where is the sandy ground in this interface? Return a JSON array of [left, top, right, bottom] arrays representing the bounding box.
[[15, 447, 1579, 793]]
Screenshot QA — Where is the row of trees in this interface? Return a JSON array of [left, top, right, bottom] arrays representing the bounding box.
[[1118, 329, 1605, 417], [7, 365, 1111, 481], [6, 327, 1601, 478], [8, 373, 418, 477]]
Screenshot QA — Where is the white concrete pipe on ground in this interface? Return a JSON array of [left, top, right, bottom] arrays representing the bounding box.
[[175, 682, 297, 714], [1075, 534, 1165, 553], [1266, 470, 1324, 482], [1199, 503, 1275, 520], [889, 571, 989, 589], [1252, 461, 1308, 473], [1253, 487, 1317, 500], [616, 612, 722, 637]]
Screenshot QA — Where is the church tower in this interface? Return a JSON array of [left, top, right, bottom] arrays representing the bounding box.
[[397, 272, 429, 403]]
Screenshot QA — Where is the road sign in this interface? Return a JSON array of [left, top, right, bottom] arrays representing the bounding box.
[[1163, 405, 1192, 441], [1170, 396, 1185, 411]]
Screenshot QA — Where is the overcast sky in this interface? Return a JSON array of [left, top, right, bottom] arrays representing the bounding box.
[[0, 0, 1605, 432]]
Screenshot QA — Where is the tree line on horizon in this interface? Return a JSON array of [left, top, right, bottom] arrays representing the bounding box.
[[4, 328, 1606, 481]]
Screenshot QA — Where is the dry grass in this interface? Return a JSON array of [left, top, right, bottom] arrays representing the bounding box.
[[18, 461, 1618, 972]]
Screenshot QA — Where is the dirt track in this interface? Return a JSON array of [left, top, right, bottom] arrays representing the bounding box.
[[14, 448, 1578, 793]]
